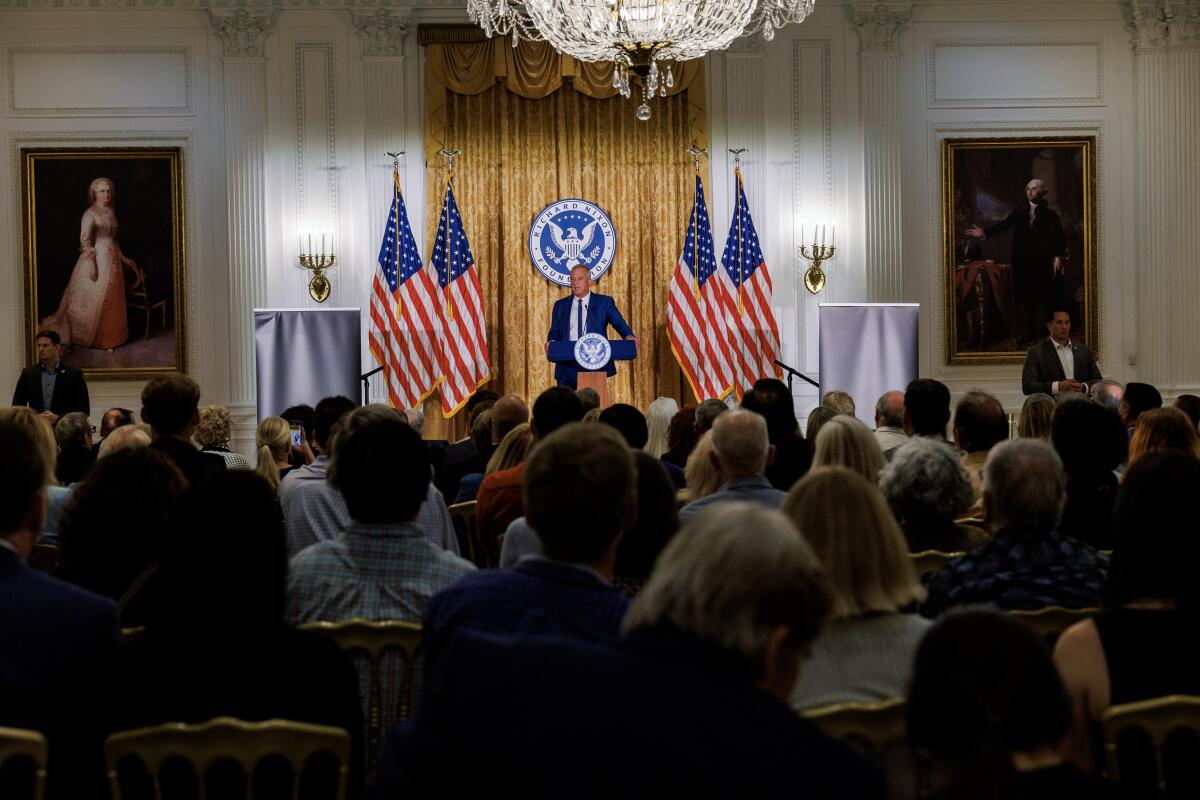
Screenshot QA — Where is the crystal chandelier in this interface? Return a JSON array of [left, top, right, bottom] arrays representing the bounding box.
[[467, 0, 818, 120]]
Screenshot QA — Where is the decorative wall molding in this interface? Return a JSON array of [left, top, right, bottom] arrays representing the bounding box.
[[850, 0, 913, 54], [925, 120, 1108, 379], [293, 41, 340, 304], [726, 35, 767, 56], [7, 46, 194, 117], [927, 38, 1105, 108], [209, 8, 277, 58], [351, 8, 411, 58], [1125, 0, 1200, 51], [791, 39, 833, 216]]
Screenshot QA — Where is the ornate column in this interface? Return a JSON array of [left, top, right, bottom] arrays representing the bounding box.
[[210, 9, 276, 406], [1126, 0, 1200, 388], [352, 7, 413, 403], [850, 1, 912, 303]]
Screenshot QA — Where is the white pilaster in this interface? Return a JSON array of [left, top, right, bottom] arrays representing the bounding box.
[[210, 8, 275, 406], [851, 0, 912, 303], [1126, 0, 1200, 389]]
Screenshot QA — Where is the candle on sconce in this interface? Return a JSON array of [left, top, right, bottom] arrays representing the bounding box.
[[321, 233, 326, 256], [307, 233, 313, 255], [831, 226, 836, 248]]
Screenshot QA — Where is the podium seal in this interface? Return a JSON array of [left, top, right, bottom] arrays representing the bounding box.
[[574, 333, 612, 371]]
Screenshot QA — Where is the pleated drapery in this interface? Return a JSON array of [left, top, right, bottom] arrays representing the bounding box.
[[420, 29, 709, 439]]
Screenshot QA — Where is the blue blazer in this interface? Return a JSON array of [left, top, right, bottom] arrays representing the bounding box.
[[547, 292, 633, 386]]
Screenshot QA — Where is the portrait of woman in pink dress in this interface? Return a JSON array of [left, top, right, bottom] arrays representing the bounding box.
[[42, 177, 144, 351]]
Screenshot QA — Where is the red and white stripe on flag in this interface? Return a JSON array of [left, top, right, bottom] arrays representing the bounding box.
[[726, 264, 782, 399], [436, 267, 490, 416]]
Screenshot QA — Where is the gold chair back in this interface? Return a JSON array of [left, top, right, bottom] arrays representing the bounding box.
[[103, 716, 350, 800], [804, 699, 926, 799], [0, 726, 48, 800], [28, 543, 60, 575], [1101, 695, 1200, 794], [447, 500, 484, 567], [299, 619, 422, 773], [1007, 606, 1097, 643], [910, 551, 964, 581]]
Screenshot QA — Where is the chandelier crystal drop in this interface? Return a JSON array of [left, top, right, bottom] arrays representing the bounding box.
[[468, 0, 819, 119]]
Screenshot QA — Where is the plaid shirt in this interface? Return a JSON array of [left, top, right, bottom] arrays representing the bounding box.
[[921, 525, 1109, 618], [281, 456, 460, 558], [286, 520, 475, 736]]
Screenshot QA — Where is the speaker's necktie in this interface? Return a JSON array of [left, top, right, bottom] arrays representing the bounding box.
[[577, 298, 584, 339]]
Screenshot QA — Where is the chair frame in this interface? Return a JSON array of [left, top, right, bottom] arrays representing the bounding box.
[[1101, 694, 1200, 793], [803, 698, 907, 763], [0, 726, 48, 800], [1007, 606, 1098, 642], [447, 500, 487, 567], [103, 716, 350, 800], [910, 550, 965, 580], [298, 619, 422, 774]]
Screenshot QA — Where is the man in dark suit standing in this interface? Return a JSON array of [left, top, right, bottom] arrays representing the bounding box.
[[545, 265, 635, 388], [966, 178, 1067, 342], [1021, 304, 1102, 396], [11, 329, 90, 425]]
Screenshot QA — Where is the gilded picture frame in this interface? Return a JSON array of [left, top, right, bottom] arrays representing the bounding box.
[[942, 136, 1097, 365], [21, 147, 186, 379]]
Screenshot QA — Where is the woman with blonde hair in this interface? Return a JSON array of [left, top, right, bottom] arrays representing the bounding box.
[[811, 414, 887, 484], [486, 422, 534, 476], [783, 466, 929, 710], [0, 406, 68, 541], [644, 396, 679, 459], [255, 416, 294, 496], [1018, 393, 1055, 440], [195, 404, 250, 470], [1127, 406, 1200, 468], [680, 431, 724, 504]]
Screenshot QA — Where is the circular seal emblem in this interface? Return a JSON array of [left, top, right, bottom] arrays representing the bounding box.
[[574, 333, 612, 371], [528, 198, 617, 286]]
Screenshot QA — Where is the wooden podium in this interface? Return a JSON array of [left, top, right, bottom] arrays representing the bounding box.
[[547, 339, 637, 409]]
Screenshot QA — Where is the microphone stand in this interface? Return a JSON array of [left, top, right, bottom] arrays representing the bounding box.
[[360, 366, 384, 407], [773, 359, 819, 394]]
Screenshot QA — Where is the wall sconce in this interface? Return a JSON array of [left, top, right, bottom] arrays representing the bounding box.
[[799, 223, 836, 295], [299, 232, 336, 303]]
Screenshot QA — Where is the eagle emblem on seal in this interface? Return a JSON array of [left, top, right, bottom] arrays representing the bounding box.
[[528, 199, 618, 287], [574, 333, 612, 371]]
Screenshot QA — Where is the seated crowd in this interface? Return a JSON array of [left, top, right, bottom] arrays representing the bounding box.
[[2, 370, 1199, 799]]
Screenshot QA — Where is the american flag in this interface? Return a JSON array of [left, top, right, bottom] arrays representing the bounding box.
[[721, 168, 782, 398], [668, 174, 736, 401], [369, 168, 444, 409], [430, 180, 490, 417]]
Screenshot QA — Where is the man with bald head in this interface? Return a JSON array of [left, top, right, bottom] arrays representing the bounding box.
[[873, 390, 907, 454], [966, 176, 1066, 342], [678, 409, 784, 523]]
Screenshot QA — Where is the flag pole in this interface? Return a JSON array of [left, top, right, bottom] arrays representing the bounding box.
[[438, 149, 461, 321], [730, 148, 747, 317], [387, 151, 404, 319], [687, 146, 707, 300]]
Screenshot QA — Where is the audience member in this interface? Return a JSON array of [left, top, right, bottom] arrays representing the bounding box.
[[1055, 452, 1200, 776], [1019, 393, 1055, 439], [376, 504, 881, 799], [644, 396, 679, 459], [922, 439, 1108, 617], [57, 448, 187, 624], [784, 468, 928, 709], [1091, 379, 1124, 411], [1118, 381, 1162, 437], [101, 471, 363, 791], [694, 397, 728, 434], [427, 423, 633, 651], [194, 404, 250, 470], [486, 422, 534, 476], [908, 611, 1126, 800], [821, 389, 856, 417], [0, 406, 69, 544], [599, 402, 648, 447], [255, 415, 297, 496], [581, 407, 601, 423], [575, 386, 601, 413], [445, 393, 528, 501], [1127, 406, 1200, 467], [811, 414, 886, 484], [679, 409, 784, 523], [141, 372, 225, 486], [953, 390, 1009, 516], [804, 405, 837, 443], [279, 395, 356, 557], [612, 452, 680, 595], [98, 406, 135, 443], [97, 424, 150, 458], [53, 411, 95, 485], [1051, 398, 1126, 550], [1173, 393, 1200, 429], [475, 387, 584, 561], [661, 406, 698, 468], [437, 388, 499, 497], [0, 421, 119, 800], [741, 378, 812, 491], [903, 378, 951, 441], [450, 410, 493, 503], [680, 430, 723, 504], [280, 403, 317, 468], [873, 390, 907, 454], [880, 437, 988, 553]]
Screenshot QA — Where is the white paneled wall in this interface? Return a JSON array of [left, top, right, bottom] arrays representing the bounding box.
[[1, 0, 1196, 452]]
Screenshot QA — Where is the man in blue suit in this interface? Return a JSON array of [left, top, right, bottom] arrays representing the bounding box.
[[0, 421, 120, 797], [546, 265, 636, 388]]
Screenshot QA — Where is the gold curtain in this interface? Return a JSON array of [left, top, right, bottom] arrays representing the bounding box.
[[420, 32, 709, 439]]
